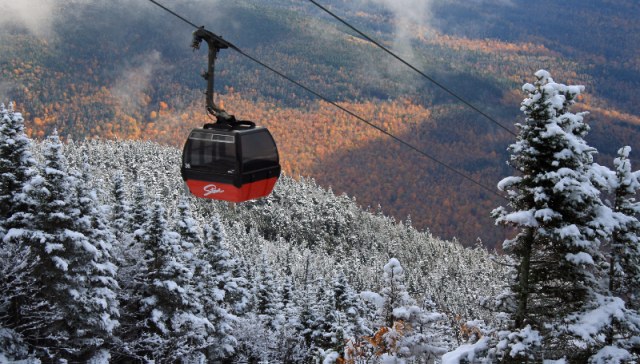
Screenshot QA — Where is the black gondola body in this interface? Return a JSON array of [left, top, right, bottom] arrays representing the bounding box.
[[181, 123, 280, 202], [181, 27, 280, 202]]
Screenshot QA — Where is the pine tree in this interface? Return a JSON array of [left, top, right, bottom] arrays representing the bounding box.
[[310, 280, 341, 352], [110, 172, 131, 240], [0, 102, 38, 361], [253, 253, 281, 330], [276, 266, 307, 363], [373, 258, 448, 362], [194, 216, 241, 361], [123, 198, 210, 362], [174, 196, 201, 262], [332, 271, 371, 348], [492, 70, 634, 361], [7, 131, 119, 360], [130, 180, 148, 240], [0, 102, 36, 240], [71, 154, 121, 357], [608, 146, 640, 308], [380, 258, 413, 328]]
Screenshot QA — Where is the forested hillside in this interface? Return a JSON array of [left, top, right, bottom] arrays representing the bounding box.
[[2, 86, 639, 361], [1, 0, 639, 246], [1, 103, 511, 362]]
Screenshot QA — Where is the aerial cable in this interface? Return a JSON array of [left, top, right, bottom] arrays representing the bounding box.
[[306, 0, 517, 137], [145, 0, 507, 201]]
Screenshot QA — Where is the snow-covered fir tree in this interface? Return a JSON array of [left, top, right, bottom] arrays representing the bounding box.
[[0, 102, 39, 360], [110, 171, 131, 241], [253, 252, 282, 329], [193, 215, 243, 361], [120, 197, 210, 362], [607, 147, 640, 308], [5, 131, 119, 361], [492, 70, 640, 362], [373, 258, 447, 363], [0, 102, 36, 241], [130, 180, 149, 239], [333, 270, 372, 345], [73, 154, 121, 355]]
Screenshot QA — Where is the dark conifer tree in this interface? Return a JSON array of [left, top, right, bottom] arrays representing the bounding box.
[[0, 102, 38, 360], [110, 172, 131, 240], [194, 215, 240, 361], [492, 71, 638, 361], [8, 132, 119, 360], [124, 198, 209, 362], [130, 180, 148, 240], [253, 253, 281, 329], [0, 102, 36, 240], [608, 147, 640, 308]]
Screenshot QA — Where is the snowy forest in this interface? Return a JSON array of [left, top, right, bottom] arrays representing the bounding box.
[[1, 71, 640, 363]]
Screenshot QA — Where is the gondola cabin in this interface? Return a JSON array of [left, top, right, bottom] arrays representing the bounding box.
[[181, 124, 281, 203]]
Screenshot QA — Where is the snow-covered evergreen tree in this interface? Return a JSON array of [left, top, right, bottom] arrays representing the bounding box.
[[333, 270, 371, 343], [492, 70, 638, 361], [608, 146, 640, 308], [373, 258, 448, 362], [130, 180, 149, 240], [0, 102, 39, 362], [110, 172, 131, 241], [0, 102, 36, 241], [193, 215, 243, 361], [122, 198, 210, 362], [173, 196, 201, 262], [380, 258, 413, 328], [6, 131, 119, 360], [310, 280, 343, 354], [72, 154, 121, 356], [253, 252, 281, 330]]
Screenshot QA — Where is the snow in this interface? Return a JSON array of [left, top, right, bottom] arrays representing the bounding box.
[[534, 208, 558, 222], [535, 69, 552, 81], [565, 252, 594, 265], [322, 351, 340, 364], [500, 325, 541, 358], [87, 349, 111, 364], [543, 359, 566, 364], [51, 256, 69, 271], [45, 243, 64, 254], [151, 309, 167, 333], [558, 224, 580, 239], [565, 294, 627, 344], [522, 83, 535, 93], [44, 167, 65, 177], [384, 258, 403, 276], [500, 210, 538, 227], [497, 176, 522, 191], [441, 337, 488, 364], [590, 346, 632, 364], [360, 291, 384, 308], [3, 228, 26, 242]]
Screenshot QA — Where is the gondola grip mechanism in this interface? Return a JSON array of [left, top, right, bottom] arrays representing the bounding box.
[[191, 26, 235, 124]]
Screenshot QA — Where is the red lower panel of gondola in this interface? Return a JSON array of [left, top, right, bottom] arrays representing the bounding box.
[[185, 177, 278, 203]]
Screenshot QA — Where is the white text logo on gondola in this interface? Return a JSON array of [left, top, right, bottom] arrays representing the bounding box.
[[204, 184, 224, 196]]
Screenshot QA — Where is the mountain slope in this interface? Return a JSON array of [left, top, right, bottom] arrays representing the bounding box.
[[1, 0, 638, 245]]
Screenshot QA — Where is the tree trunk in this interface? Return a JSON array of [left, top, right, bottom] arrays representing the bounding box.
[[515, 228, 533, 329]]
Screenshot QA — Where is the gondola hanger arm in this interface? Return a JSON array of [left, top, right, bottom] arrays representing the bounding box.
[[191, 26, 235, 123]]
